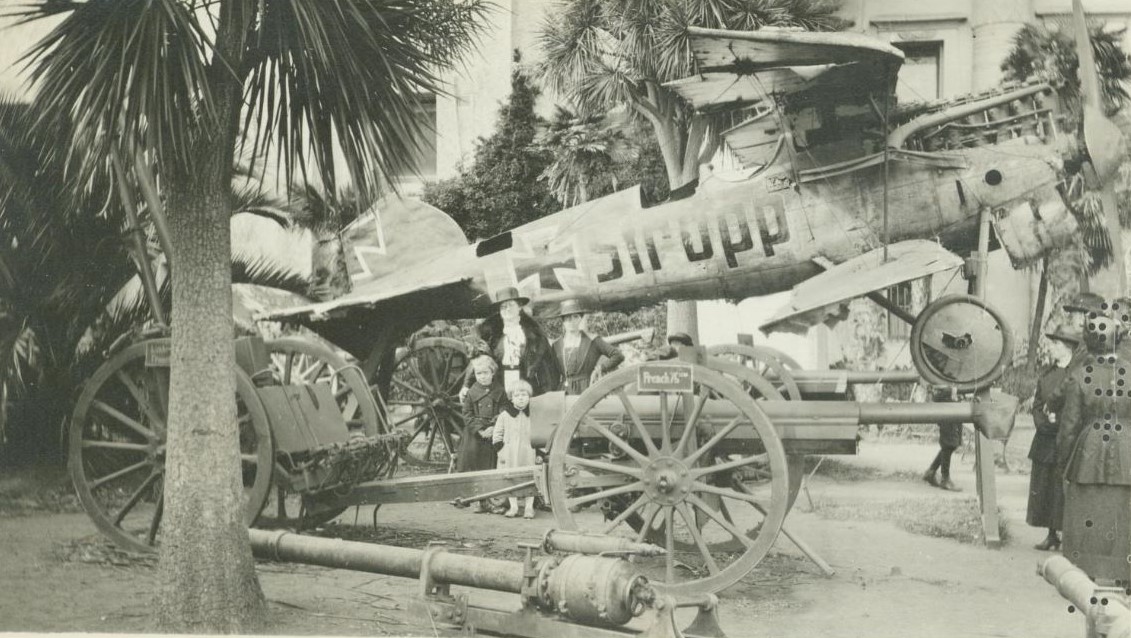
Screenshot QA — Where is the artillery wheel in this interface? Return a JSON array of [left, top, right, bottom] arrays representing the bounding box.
[[388, 337, 469, 469], [706, 345, 801, 401], [258, 337, 393, 528], [69, 339, 274, 554], [547, 364, 789, 599], [910, 294, 1014, 392], [708, 356, 807, 509]]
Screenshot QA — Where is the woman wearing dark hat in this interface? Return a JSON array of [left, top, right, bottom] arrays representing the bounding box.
[[1026, 325, 1081, 551], [468, 287, 562, 397], [552, 299, 624, 394], [1057, 304, 1131, 583]]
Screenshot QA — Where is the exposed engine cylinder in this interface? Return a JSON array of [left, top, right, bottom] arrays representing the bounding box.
[[539, 554, 653, 626], [992, 191, 1078, 266]]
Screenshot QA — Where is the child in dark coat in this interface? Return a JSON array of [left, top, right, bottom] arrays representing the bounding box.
[[458, 355, 506, 512]]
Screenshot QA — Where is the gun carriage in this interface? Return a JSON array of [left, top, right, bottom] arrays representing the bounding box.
[[70, 297, 1017, 601]]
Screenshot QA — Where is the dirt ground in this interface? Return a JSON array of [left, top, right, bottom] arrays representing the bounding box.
[[0, 418, 1095, 638]]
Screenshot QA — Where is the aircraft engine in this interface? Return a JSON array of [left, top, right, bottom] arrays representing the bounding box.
[[991, 188, 1078, 267]]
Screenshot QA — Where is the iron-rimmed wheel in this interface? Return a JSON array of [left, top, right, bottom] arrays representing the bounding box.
[[258, 337, 393, 528], [387, 337, 469, 469], [709, 354, 807, 509], [546, 364, 789, 599], [69, 338, 274, 553], [910, 294, 1014, 392], [706, 344, 801, 401]]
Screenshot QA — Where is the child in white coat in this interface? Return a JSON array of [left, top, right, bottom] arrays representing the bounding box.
[[492, 380, 537, 518]]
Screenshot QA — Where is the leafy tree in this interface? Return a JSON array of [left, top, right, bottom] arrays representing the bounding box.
[[11, 0, 486, 631], [536, 107, 672, 207], [539, 0, 845, 335], [536, 107, 627, 206], [423, 55, 559, 240]]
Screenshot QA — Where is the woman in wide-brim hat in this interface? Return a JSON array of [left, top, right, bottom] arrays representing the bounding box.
[[1026, 325, 1081, 550], [1057, 310, 1131, 582], [467, 287, 562, 397], [552, 299, 624, 395]]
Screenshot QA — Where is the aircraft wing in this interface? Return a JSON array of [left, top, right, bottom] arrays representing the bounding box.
[[256, 271, 475, 325], [760, 240, 964, 334], [666, 27, 904, 113]]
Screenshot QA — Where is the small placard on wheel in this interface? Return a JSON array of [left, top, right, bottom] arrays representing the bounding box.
[[145, 340, 171, 367], [636, 363, 694, 393]]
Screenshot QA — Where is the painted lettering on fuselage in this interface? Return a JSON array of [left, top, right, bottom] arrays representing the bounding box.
[[594, 194, 789, 283]]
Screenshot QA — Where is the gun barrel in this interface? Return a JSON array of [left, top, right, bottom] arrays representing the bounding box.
[[250, 529, 525, 593], [1038, 556, 1131, 638]]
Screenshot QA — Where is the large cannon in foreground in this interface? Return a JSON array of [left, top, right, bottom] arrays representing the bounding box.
[[248, 527, 725, 638]]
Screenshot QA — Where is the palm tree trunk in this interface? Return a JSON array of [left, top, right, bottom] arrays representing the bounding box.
[[155, 1, 265, 631], [653, 124, 701, 340], [158, 167, 266, 632]]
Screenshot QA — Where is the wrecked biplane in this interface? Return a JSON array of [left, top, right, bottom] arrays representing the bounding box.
[[261, 26, 1081, 396]]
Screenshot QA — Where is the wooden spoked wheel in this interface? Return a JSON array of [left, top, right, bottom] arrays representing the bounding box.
[[706, 344, 802, 401], [69, 339, 273, 554], [387, 337, 469, 468], [258, 337, 392, 528], [710, 355, 806, 509], [546, 364, 789, 599]]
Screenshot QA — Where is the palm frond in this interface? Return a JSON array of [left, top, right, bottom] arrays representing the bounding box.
[[18, 0, 216, 180], [240, 0, 489, 205]]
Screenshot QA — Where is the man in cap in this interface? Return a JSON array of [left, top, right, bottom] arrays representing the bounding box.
[[1062, 291, 1105, 337], [552, 299, 624, 394], [659, 332, 694, 360]]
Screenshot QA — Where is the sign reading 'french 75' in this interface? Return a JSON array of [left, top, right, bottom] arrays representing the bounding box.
[[637, 364, 695, 393]]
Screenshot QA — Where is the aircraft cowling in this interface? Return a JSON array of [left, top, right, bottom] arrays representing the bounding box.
[[991, 191, 1078, 268]]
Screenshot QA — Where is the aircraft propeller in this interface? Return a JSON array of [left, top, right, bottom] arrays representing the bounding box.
[[1073, 0, 1128, 295]]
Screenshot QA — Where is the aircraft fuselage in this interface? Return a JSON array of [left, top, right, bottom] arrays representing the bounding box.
[[456, 140, 1067, 318]]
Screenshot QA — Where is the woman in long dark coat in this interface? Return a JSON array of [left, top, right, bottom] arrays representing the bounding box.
[[1026, 327, 1079, 550], [470, 287, 562, 397], [551, 299, 624, 395], [1057, 308, 1131, 583]]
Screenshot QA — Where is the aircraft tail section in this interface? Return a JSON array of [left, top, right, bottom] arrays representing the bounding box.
[[341, 195, 470, 288]]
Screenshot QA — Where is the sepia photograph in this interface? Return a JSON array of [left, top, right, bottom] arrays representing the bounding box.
[[0, 0, 1128, 636]]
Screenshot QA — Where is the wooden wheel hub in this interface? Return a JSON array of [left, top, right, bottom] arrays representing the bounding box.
[[642, 457, 691, 504]]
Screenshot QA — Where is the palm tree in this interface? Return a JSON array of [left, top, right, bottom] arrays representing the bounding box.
[[0, 99, 310, 465], [539, 0, 845, 336], [0, 99, 136, 463], [537, 107, 628, 206], [9, 1, 486, 630]]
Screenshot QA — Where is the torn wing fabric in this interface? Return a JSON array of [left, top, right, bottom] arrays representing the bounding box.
[[255, 273, 471, 324], [667, 27, 904, 113], [760, 240, 965, 335]]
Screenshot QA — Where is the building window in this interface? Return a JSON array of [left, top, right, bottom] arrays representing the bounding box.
[[399, 95, 437, 179], [887, 281, 914, 339], [893, 41, 941, 105]]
